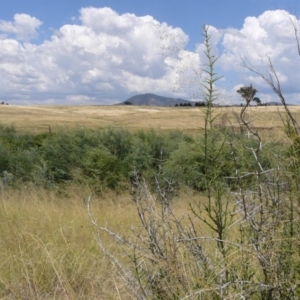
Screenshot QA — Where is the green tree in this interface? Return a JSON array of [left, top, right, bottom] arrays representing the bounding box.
[[237, 84, 257, 105]]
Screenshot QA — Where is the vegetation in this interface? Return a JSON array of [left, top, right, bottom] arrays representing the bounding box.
[[194, 101, 206, 106], [0, 187, 150, 299], [87, 25, 300, 299], [1, 25, 300, 299], [237, 84, 260, 105], [174, 102, 192, 106], [0, 122, 279, 194]]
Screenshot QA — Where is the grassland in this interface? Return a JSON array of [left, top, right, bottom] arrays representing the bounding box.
[[1, 104, 300, 299], [1, 105, 300, 139], [0, 185, 203, 299], [0, 186, 133, 299]]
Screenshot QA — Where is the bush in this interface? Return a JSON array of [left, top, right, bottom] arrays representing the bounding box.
[[82, 146, 130, 190], [40, 130, 84, 182], [99, 128, 133, 161], [163, 141, 205, 190]]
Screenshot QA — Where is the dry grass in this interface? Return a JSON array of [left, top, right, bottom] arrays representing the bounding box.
[[0, 185, 202, 299], [0, 186, 128, 299], [1, 105, 300, 139]]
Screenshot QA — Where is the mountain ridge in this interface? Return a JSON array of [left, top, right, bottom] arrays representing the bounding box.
[[116, 93, 295, 107], [116, 93, 194, 106]]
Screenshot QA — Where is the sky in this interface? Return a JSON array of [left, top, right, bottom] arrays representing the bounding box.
[[0, 0, 300, 105]]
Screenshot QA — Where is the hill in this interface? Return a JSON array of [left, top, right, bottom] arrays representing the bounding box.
[[117, 93, 194, 106]]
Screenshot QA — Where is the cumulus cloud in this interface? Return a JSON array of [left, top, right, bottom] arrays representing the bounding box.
[[218, 10, 300, 104], [0, 7, 194, 105], [0, 8, 299, 105], [0, 14, 42, 41]]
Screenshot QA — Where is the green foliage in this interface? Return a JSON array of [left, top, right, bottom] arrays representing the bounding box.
[[0, 142, 11, 174], [0, 125, 195, 191], [99, 127, 133, 161], [164, 141, 205, 190], [0, 122, 282, 194], [40, 131, 83, 182], [10, 149, 40, 183], [237, 84, 257, 105], [82, 146, 130, 190]]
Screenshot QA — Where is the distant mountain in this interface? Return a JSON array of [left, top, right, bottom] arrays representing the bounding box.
[[116, 93, 295, 107], [116, 93, 194, 107]]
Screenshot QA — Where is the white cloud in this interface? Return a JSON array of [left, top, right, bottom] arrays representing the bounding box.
[[0, 8, 299, 105], [0, 14, 42, 41], [66, 95, 96, 103], [0, 7, 193, 105], [218, 10, 300, 104]]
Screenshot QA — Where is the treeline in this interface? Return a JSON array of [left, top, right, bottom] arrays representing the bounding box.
[[0, 124, 280, 193], [175, 102, 205, 106]]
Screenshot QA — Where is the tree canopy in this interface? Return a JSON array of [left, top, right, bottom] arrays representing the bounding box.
[[237, 84, 258, 105]]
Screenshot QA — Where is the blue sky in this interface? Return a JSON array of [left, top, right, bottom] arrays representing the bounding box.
[[0, 0, 299, 105]]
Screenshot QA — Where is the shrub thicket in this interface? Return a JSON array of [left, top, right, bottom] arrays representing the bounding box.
[[0, 124, 281, 193]]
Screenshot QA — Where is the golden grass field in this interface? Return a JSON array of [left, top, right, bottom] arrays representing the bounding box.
[[0, 185, 204, 299], [1, 105, 300, 138]]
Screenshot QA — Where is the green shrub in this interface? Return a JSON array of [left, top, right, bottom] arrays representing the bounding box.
[[9, 149, 41, 183], [99, 128, 133, 160], [0, 142, 11, 174], [40, 131, 84, 182], [163, 141, 205, 190], [82, 146, 130, 190]]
